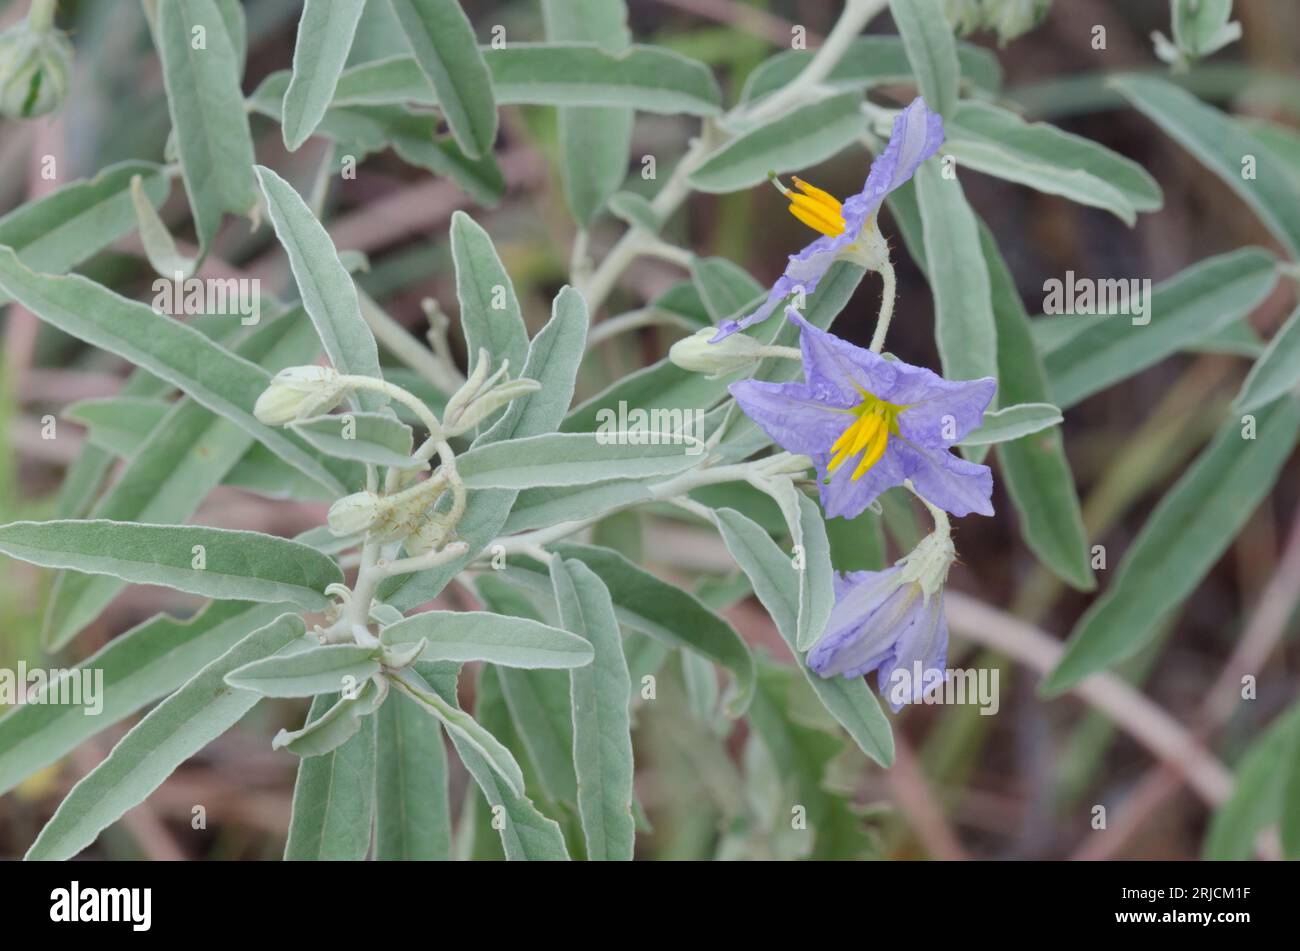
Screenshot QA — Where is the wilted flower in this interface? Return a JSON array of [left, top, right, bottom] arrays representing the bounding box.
[[0, 8, 73, 119], [710, 97, 943, 342], [253, 366, 349, 425], [808, 531, 954, 711], [730, 309, 995, 519]]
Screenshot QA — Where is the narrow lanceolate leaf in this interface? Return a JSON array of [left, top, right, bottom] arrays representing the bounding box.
[[291, 412, 414, 467], [714, 508, 893, 766], [281, 0, 367, 150], [607, 192, 662, 234], [284, 693, 377, 860], [914, 162, 998, 384], [690, 256, 765, 324], [388, 0, 497, 159], [542, 0, 633, 225], [155, 0, 259, 250], [502, 543, 756, 716], [888, 0, 959, 118], [1043, 248, 1278, 409], [376, 689, 452, 859], [382, 287, 589, 612], [689, 93, 867, 193], [1112, 75, 1300, 257], [382, 611, 595, 670], [130, 174, 198, 279], [552, 559, 635, 861], [450, 211, 530, 374], [26, 615, 307, 861], [0, 250, 345, 494], [752, 478, 834, 652], [226, 643, 381, 697], [0, 601, 287, 796], [1204, 703, 1300, 860], [43, 315, 326, 650], [945, 101, 1162, 225], [457, 432, 703, 489], [503, 481, 653, 534], [394, 669, 526, 798], [255, 165, 384, 412], [274, 680, 386, 756], [0, 161, 168, 306], [1045, 397, 1300, 693], [1235, 304, 1300, 413], [411, 668, 569, 860], [0, 521, 343, 611], [960, 402, 1063, 446]]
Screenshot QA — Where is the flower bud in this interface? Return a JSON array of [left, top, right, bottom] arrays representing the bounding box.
[[446, 378, 540, 436], [670, 328, 766, 376], [254, 366, 349, 425], [0, 14, 73, 119], [402, 510, 456, 556], [327, 491, 385, 537]]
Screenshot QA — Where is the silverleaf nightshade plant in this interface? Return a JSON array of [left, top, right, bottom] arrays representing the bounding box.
[[0, 0, 1295, 865]]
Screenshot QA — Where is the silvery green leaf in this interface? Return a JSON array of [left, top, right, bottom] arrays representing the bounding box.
[[889, 0, 960, 118], [551, 559, 636, 860], [740, 36, 1001, 104], [214, 0, 246, 76], [255, 165, 385, 412], [129, 173, 198, 279], [607, 191, 661, 234], [281, 0, 367, 151], [290, 412, 415, 467], [690, 92, 867, 193], [42, 314, 327, 649], [381, 610, 595, 670], [155, 0, 259, 251], [387, 0, 497, 159], [393, 668, 526, 798], [376, 688, 452, 859], [1113, 75, 1300, 257], [380, 636, 425, 668], [1045, 396, 1300, 693], [381, 287, 589, 612], [503, 480, 654, 534], [960, 402, 1063, 446], [713, 508, 893, 766], [273, 678, 387, 757], [748, 478, 834, 652], [690, 256, 764, 324], [0, 250, 346, 495], [0, 520, 343, 611], [226, 643, 382, 697], [1043, 248, 1278, 409], [1234, 304, 1300, 413], [501, 543, 755, 716], [563, 358, 738, 434], [25, 614, 308, 861], [284, 692, 377, 860], [0, 161, 168, 307], [914, 162, 998, 384], [1203, 702, 1300, 860], [451, 210, 529, 374], [457, 432, 703, 489], [945, 101, 1162, 225], [0, 601, 288, 796], [542, 0, 633, 225], [409, 667, 568, 859]]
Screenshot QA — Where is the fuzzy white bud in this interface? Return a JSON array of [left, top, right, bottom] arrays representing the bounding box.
[[254, 366, 349, 425]]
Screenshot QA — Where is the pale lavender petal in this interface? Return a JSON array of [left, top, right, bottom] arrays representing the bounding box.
[[711, 238, 843, 341], [807, 569, 919, 678], [895, 440, 994, 517], [843, 97, 945, 224], [876, 592, 949, 711], [787, 309, 899, 405], [894, 374, 997, 447], [728, 378, 847, 458], [816, 439, 908, 519]]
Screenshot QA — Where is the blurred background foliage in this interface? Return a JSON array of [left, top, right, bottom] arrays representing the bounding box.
[[1, 0, 1298, 860]]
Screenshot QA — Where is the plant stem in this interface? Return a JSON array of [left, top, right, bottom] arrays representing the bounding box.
[[868, 259, 897, 353]]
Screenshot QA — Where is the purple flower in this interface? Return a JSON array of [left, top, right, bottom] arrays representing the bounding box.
[[710, 97, 944, 342], [730, 309, 996, 519], [807, 567, 948, 712]]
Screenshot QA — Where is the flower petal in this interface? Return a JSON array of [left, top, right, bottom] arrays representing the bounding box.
[[712, 237, 844, 341], [895, 440, 994, 517], [816, 437, 908, 519], [808, 569, 920, 678], [787, 308, 899, 405], [843, 97, 945, 223], [876, 592, 949, 711], [895, 373, 997, 447], [728, 378, 847, 458]]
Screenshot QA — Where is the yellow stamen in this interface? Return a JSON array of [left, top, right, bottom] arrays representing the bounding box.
[[770, 173, 846, 237], [826, 388, 904, 482]]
